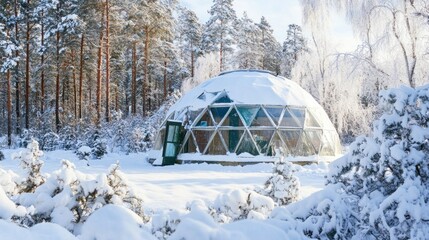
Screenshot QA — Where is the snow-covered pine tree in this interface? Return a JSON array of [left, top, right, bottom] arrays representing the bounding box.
[[202, 0, 237, 71], [257, 16, 281, 73], [260, 158, 300, 205], [327, 84, 429, 239], [0, 150, 4, 161], [106, 163, 146, 220], [281, 24, 306, 79], [13, 139, 45, 193], [235, 12, 262, 69], [90, 129, 107, 159]]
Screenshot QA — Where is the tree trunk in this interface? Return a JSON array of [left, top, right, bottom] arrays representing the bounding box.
[[14, 0, 21, 135], [55, 29, 61, 132], [131, 42, 137, 115], [72, 50, 77, 119], [163, 59, 167, 99], [191, 42, 194, 78], [78, 34, 84, 119], [40, 10, 45, 114], [6, 30, 12, 147], [96, 9, 105, 125], [25, 0, 31, 130], [105, 0, 110, 122], [143, 26, 149, 116]]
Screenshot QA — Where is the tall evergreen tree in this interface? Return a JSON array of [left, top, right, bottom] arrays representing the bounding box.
[[235, 12, 262, 69], [202, 0, 237, 71], [257, 16, 281, 73], [281, 24, 306, 79]]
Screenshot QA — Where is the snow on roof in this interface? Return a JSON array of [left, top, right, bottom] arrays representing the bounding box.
[[169, 70, 325, 113]]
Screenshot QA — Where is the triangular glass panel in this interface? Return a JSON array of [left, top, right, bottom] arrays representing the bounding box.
[[249, 130, 275, 154], [213, 92, 233, 103], [267, 132, 288, 156], [206, 132, 228, 155], [296, 132, 317, 156], [182, 132, 198, 153], [305, 110, 321, 128], [288, 108, 305, 127], [265, 107, 283, 126], [237, 107, 259, 126], [195, 110, 215, 127], [219, 130, 245, 153], [250, 108, 274, 127], [221, 108, 245, 127], [319, 131, 335, 156], [198, 91, 219, 101], [236, 131, 259, 156], [210, 107, 231, 125], [305, 130, 323, 153], [279, 108, 300, 127], [278, 130, 301, 154], [192, 130, 213, 153]]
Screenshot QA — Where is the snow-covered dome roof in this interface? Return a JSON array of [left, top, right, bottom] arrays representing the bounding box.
[[170, 70, 324, 113]]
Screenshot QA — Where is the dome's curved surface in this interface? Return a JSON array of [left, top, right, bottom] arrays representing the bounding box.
[[153, 70, 341, 165]]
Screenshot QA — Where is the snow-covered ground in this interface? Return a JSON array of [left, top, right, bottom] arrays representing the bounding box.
[[0, 149, 328, 213], [0, 149, 327, 240]]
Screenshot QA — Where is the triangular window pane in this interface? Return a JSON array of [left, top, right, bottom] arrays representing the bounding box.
[[183, 132, 198, 153], [279, 108, 300, 127], [210, 107, 230, 125], [305, 130, 323, 153], [236, 131, 259, 156], [206, 132, 228, 155], [220, 130, 244, 153], [221, 108, 245, 127], [250, 108, 274, 127], [297, 133, 317, 156], [213, 92, 233, 103], [305, 110, 321, 128], [288, 108, 305, 127], [196, 110, 214, 127], [265, 107, 283, 126], [279, 130, 301, 154], [319, 132, 335, 156], [237, 107, 259, 126], [267, 132, 288, 156], [192, 130, 213, 153], [249, 130, 275, 154]]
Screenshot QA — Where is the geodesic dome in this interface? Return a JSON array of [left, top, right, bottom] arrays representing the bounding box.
[[152, 70, 341, 164]]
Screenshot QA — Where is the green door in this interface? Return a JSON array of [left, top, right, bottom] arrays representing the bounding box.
[[162, 120, 184, 165]]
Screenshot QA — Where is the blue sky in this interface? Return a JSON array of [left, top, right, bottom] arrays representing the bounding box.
[[181, 0, 357, 51]]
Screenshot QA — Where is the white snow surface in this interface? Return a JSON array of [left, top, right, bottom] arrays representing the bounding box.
[[0, 149, 330, 239]]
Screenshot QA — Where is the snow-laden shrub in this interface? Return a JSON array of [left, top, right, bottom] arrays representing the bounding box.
[[275, 84, 429, 239], [151, 209, 186, 239], [326, 84, 429, 239], [0, 168, 19, 196], [58, 125, 77, 150], [39, 131, 59, 151], [12, 139, 45, 193], [89, 130, 107, 159], [14, 160, 147, 231], [127, 128, 151, 153], [76, 146, 91, 162], [210, 189, 274, 223], [258, 158, 300, 206]]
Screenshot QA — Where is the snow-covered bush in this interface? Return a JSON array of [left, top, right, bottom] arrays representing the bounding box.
[[127, 128, 151, 153], [210, 189, 274, 223], [12, 140, 45, 193], [0, 168, 19, 196], [39, 131, 59, 151], [259, 158, 300, 206], [58, 125, 77, 150], [327, 84, 429, 239], [89, 130, 107, 159], [14, 160, 147, 231], [76, 146, 91, 162], [275, 84, 429, 239], [151, 209, 185, 239]]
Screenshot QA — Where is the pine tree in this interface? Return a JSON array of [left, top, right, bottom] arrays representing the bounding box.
[[257, 17, 281, 73], [281, 24, 306, 79], [202, 0, 237, 71], [235, 12, 262, 69]]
